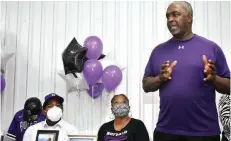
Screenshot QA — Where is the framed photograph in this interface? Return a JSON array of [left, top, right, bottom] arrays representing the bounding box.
[[68, 135, 97, 141], [36, 130, 59, 141]]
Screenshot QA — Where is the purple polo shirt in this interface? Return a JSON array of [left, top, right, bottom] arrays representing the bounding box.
[[144, 34, 230, 136], [7, 109, 46, 141]]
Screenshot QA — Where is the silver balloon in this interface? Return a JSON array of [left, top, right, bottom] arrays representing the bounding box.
[[58, 70, 89, 92]]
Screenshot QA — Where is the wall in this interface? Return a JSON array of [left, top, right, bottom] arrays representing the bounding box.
[[1, 1, 230, 139]]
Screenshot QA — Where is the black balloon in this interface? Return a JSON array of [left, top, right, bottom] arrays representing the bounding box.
[[62, 37, 88, 77], [98, 54, 106, 59]]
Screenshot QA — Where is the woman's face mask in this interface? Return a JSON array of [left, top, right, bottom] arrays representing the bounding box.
[[112, 103, 130, 117], [47, 106, 63, 122]]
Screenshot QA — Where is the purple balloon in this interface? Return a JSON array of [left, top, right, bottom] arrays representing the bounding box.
[[83, 59, 103, 85], [84, 36, 103, 59], [88, 83, 104, 99], [102, 65, 122, 91], [1, 75, 6, 92]]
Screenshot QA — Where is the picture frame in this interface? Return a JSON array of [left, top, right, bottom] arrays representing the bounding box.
[[36, 130, 59, 141], [68, 135, 97, 141]]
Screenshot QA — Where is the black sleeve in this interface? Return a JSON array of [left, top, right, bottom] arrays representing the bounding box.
[[134, 120, 150, 141], [97, 123, 106, 141]]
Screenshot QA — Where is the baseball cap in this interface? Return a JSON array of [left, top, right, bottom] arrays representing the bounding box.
[[43, 93, 64, 109]]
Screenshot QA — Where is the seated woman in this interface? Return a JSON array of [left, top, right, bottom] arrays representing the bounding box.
[[218, 95, 230, 141], [97, 94, 150, 141]]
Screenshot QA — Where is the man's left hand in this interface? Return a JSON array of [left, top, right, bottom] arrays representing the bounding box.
[[203, 55, 216, 81]]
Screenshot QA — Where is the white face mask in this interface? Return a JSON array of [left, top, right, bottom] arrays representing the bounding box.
[[47, 106, 63, 122]]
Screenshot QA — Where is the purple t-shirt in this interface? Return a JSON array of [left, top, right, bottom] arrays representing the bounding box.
[[144, 34, 230, 136], [6, 109, 46, 141]]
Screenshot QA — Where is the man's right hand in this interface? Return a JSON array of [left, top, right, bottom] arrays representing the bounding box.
[[159, 60, 177, 81]]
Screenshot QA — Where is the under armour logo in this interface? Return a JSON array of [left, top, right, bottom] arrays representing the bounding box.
[[178, 46, 184, 49]]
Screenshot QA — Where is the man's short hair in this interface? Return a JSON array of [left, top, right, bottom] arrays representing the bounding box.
[[183, 1, 193, 17]]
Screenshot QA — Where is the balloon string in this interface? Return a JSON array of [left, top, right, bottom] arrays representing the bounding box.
[[91, 85, 94, 135], [76, 80, 79, 96], [92, 85, 95, 104]]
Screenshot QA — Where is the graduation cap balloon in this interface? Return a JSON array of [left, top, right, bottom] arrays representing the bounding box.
[[62, 37, 87, 77]]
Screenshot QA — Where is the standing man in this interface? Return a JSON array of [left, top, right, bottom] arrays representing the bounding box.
[[6, 97, 46, 141], [143, 1, 230, 141], [23, 93, 78, 141]]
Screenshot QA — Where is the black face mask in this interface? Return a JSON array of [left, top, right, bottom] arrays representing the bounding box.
[[24, 97, 42, 124]]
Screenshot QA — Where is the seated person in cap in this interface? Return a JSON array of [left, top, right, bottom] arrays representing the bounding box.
[[6, 97, 46, 141], [22, 93, 78, 141]]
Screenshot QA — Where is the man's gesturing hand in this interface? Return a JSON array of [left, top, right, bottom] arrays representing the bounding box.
[[159, 60, 177, 82]]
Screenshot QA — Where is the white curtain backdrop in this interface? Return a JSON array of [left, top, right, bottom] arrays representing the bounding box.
[[1, 1, 230, 140]]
